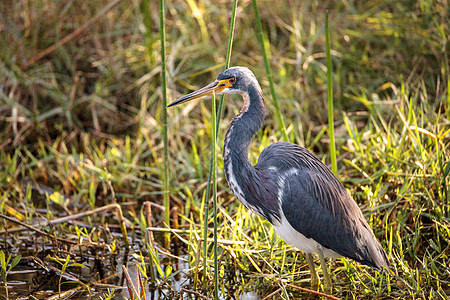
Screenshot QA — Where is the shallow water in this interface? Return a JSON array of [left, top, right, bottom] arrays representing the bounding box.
[[0, 234, 266, 299]]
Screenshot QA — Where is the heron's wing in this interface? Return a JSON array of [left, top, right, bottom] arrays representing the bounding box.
[[255, 142, 389, 270], [283, 170, 390, 270]]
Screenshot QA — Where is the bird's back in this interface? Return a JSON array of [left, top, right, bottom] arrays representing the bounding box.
[[255, 142, 390, 271]]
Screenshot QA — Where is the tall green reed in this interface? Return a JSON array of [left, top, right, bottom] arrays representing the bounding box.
[[159, 0, 170, 248], [211, 91, 219, 299], [325, 12, 337, 174], [202, 1, 238, 297], [252, 0, 288, 141]]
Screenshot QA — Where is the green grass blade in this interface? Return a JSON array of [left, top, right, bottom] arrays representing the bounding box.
[[252, 0, 288, 141], [159, 0, 170, 248], [325, 11, 337, 175], [211, 91, 219, 299], [215, 0, 238, 131], [202, 0, 238, 293]]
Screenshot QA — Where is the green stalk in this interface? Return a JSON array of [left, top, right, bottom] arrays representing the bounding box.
[[216, 0, 238, 124], [446, 51, 450, 120], [325, 12, 337, 175], [202, 0, 238, 294], [143, 1, 156, 279], [252, 0, 288, 141], [159, 0, 170, 248], [202, 191, 209, 288], [211, 92, 219, 299]]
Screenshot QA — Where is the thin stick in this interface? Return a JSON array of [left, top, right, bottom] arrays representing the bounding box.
[[114, 204, 130, 248], [0, 214, 77, 245], [252, 0, 288, 141], [285, 283, 341, 300], [122, 265, 141, 300], [261, 287, 282, 300], [180, 288, 207, 299], [146, 227, 201, 234], [46, 287, 82, 300], [138, 268, 147, 300], [144, 201, 155, 244], [160, 0, 171, 249], [20, 0, 122, 69], [325, 12, 337, 175]]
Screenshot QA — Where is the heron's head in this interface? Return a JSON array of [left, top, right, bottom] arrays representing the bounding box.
[[167, 66, 258, 108]]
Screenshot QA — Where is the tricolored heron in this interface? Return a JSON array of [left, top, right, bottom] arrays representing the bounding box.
[[167, 67, 390, 292]]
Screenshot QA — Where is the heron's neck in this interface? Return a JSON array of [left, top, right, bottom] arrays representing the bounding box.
[[223, 83, 265, 172]]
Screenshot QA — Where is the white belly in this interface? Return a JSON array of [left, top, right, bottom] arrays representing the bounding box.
[[273, 213, 341, 259]]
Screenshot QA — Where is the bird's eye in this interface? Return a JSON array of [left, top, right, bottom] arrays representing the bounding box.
[[229, 78, 236, 84]]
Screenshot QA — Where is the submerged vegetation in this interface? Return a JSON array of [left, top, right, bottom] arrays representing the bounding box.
[[0, 0, 449, 299]]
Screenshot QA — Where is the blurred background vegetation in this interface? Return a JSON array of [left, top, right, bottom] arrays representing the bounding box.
[[0, 0, 449, 299]]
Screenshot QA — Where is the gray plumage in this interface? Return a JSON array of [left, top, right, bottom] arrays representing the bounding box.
[[257, 142, 389, 270]]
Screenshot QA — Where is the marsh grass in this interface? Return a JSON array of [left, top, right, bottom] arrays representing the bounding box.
[[0, 0, 449, 299], [325, 11, 337, 175], [211, 91, 218, 299], [202, 2, 237, 297], [158, 0, 171, 250]]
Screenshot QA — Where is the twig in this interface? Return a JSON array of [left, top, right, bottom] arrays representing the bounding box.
[[0, 138, 11, 151], [180, 288, 207, 299], [46, 287, 80, 300], [144, 201, 154, 244], [262, 287, 281, 300], [0, 214, 77, 245], [145, 227, 202, 234], [285, 283, 341, 300], [20, 0, 123, 69], [137, 267, 147, 300]]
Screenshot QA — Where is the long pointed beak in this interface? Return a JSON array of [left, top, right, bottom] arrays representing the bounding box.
[[167, 79, 231, 108]]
